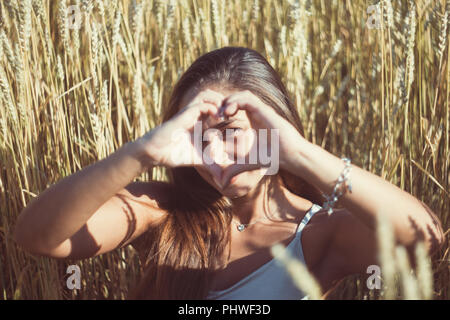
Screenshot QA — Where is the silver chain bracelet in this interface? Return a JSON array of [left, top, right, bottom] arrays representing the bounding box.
[[322, 157, 353, 215]]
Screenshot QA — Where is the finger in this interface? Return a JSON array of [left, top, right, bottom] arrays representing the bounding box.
[[176, 102, 218, 128], [221, 102, 239, 117], [227, 96, 277, 126], [195, 102, 220, 117], [192, 160, 224, 188], [205, 162, 224, 188], [220, 93, 259, 116], [196, 89, 226, 108], [191, 94, 224, 120]]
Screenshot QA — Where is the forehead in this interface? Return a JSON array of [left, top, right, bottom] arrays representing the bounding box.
[[179, 85, 241, 107]]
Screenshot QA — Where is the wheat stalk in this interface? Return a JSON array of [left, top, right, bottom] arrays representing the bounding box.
[[438, 11, 448, 59], [395, 245, 420, 300], [377, 213, 398, 299], [414, 241, 434, 300], [18, 0, 32, 53], [0, 65, 17, 125], [58, 0, 72, 57]]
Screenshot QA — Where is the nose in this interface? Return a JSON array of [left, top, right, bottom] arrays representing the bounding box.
[[203, 132, 235, 166]]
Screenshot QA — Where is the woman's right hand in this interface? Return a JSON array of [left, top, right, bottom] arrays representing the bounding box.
[[136, 89, 226, 173]]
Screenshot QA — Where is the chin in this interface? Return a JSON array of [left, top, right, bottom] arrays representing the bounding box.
[[218, 172, 262, 198], [196, 168, 263, 198]]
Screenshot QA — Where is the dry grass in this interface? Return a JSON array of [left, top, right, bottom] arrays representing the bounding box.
[[0, 0, 448, 300]]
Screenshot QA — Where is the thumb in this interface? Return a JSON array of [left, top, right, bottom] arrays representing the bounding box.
[[202, 162, 224, 189]]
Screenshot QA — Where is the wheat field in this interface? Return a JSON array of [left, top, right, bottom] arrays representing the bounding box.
[[0, 0, 448, 300]]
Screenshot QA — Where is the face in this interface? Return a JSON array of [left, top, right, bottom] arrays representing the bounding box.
[[179, 86, 267, 199]]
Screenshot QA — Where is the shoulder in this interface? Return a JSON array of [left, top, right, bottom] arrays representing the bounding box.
[[305, 206, 369, 243], [325, 207, 377, 257], [302, 207, 377, 292], [301, 207, 344, 268], [303, 205, 349, 237], [302, 206, 370, 268], [305, 207, 378, 281]]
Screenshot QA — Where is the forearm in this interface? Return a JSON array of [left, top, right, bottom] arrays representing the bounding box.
[[287, 138, 444, 250], [14, 140, 149, 250]]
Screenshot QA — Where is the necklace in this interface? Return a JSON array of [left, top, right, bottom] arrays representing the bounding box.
[[232, 216, 269, 232]]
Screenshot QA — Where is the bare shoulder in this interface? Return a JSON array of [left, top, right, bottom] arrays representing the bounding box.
[[302, 207, 363, 291], [301, 207, 344, 269], [303, 206, 378, 292]]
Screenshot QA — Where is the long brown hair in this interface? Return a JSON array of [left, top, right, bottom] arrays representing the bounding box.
[[129, 46, 324, 299]]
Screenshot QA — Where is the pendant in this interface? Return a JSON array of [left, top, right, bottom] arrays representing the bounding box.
[[237, 224, 245, 232]]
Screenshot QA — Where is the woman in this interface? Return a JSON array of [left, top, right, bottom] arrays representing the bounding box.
[[14, 47, 444, 300]]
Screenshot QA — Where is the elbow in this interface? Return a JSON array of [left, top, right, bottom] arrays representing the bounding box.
[[13, 207, 32, 246], [14, 229, 70, 259], [421, 204, 446, 255], [419, 225, 445, 262], [430, 220, 446, 255], [421, 219, 445, 257], [13, 223, 41, 256], [13, 211, 72, 259], [13, 213, 49, 257], [410, 215, 445, 257], [407, 201, 446, 256]]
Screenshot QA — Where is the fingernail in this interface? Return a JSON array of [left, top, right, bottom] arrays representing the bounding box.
[[219, 100, 228, 113], [217, 111, 227, 121]]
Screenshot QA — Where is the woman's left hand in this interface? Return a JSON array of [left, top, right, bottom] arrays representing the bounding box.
[[218, 90, 309, 187]]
